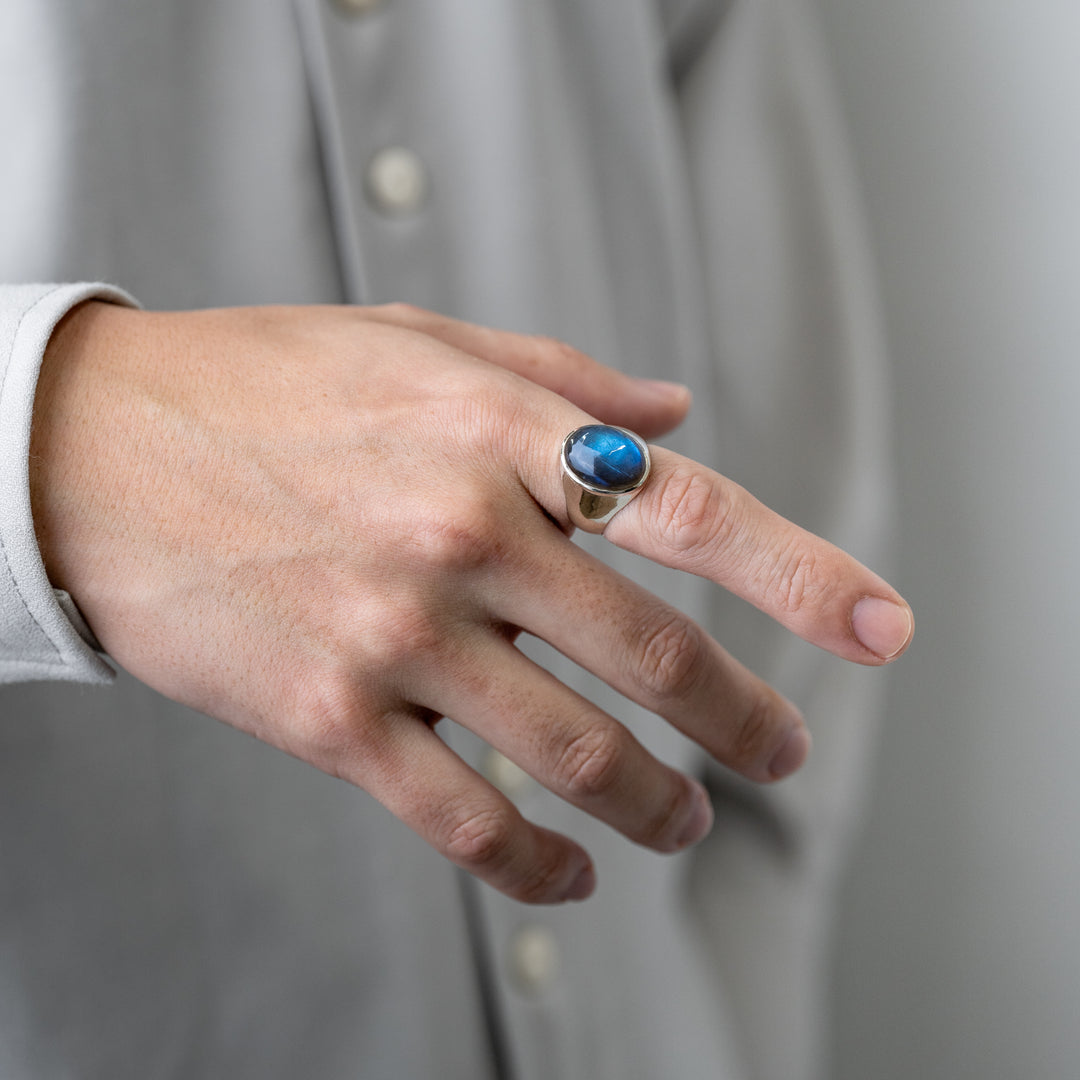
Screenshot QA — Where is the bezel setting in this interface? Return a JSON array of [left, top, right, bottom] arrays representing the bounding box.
[[561, 425, 651, 533]]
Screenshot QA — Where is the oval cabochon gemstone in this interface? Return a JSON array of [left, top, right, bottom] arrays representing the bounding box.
[[565, 425, 648, 491]]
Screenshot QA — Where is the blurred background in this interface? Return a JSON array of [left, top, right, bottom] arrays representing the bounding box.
[[813, 3, 1080, 1077]]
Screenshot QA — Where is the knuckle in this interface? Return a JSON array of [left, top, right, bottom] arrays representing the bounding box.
[[529, 334, 582, 367], [764, 539, 823, 616], [635, 610, 707, 703], [287, 670, 373, 765], [636, 781, 689, 850], [729, 693, 776, 770], [409, 496, 506, 575], [510, 855, 573, 905], [366, 596, 446, 672], [651, 469, 734, 558], [554, 726, 626, 801], [522, 335, 592, 389], [443, 805, 518, 871]]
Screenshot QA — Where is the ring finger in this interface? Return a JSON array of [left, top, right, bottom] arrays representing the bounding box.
[[409, 633, 715, 855]]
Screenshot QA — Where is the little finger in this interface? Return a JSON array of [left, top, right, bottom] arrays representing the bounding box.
[[338, 710, 597, 905]]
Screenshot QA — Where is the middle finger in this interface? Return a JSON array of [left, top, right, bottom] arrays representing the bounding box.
[[491, 529, 811, 783]]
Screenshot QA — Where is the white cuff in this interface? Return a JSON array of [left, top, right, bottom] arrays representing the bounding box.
[[0, 283, 136, 684]]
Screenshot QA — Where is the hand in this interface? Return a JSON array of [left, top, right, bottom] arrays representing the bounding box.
[[30, 301, 912, 903]]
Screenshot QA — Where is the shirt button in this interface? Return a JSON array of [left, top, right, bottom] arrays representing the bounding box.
[[483, 749, 532, 799], [507, 925, 560, 996], [334, 0, 383, 15], [365, 146, 428, 216]]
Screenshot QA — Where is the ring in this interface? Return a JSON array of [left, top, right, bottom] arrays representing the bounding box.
[[561, 424, 651, 533]]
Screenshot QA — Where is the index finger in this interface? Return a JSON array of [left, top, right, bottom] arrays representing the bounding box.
[[601, 448, 913, 665]]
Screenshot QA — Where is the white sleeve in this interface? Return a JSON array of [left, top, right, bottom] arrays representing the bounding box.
[[0, 282, 135, 685]]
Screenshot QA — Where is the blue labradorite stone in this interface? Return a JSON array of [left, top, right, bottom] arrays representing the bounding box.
[[565, 425, 647, 491]]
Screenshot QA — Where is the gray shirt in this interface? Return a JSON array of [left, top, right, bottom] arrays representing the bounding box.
[[0, 1, 892, 1076]]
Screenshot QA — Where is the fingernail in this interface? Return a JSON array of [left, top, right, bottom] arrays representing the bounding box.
[[851, 597, 914, 660], [562, 863, 596, 902], [768, 725, 812, 780], [675, 782, 715, 849]]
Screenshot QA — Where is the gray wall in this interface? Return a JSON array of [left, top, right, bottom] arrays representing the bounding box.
[[813, 3, 1080, 1077]]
